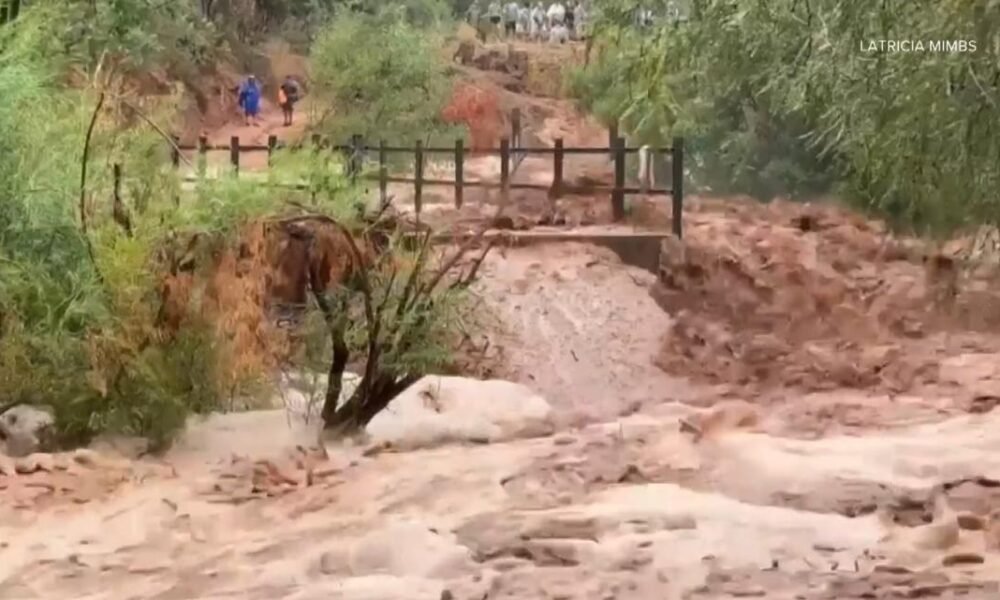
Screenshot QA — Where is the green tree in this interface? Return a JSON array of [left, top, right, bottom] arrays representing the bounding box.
[[310, 14, 455, 145], [578, 0, 1000, 234]]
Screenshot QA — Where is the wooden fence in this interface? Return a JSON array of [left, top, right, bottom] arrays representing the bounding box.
[[167, 119, 685, 237]]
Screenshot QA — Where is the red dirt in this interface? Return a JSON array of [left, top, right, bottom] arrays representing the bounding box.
[[652, 197, 1000, 397], [441, 82, 505, 151]]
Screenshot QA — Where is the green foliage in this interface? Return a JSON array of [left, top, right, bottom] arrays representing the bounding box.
[[0, 31, 362, 449], [579, 0, 1000, 233], [310, 14, 455, 145], [9, 0, 215, 73], [293, 241, 460, 383], [1, 0, 465, 449]]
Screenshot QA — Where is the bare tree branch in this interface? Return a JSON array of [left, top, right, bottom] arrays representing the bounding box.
[[117, 98, 196, 168], [79, 92, 106, 281]]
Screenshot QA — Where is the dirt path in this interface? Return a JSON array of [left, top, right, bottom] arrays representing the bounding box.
[[181, 96, 316, 174]]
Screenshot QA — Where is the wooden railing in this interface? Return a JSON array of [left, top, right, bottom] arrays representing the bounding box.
[[168, 127, 685, 237]]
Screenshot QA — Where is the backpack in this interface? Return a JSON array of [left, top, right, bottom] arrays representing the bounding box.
[[281, 80, 299, 103]]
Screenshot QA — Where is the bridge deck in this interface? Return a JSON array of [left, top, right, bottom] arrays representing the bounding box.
[[417, 227, 670, 274]]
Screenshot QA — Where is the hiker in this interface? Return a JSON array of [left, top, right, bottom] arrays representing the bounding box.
[[530, 3, 546, 41], [237, 74, 261, 126], [549, 21, 569, 44], [504, 1, 520, 38], [636, 7, 654, 28], [517, 3, 531, 40], [467, 1, 489, 42], [547, 2, 566, 28], [278, 76, 300, 127], [487, 2, 502, 39]]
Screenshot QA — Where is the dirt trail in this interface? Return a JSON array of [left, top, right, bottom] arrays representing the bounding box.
[[178, 97, 315, 174]]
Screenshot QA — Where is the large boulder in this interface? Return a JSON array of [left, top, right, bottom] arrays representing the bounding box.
[[365, 376, 555, 450], [0, 404, 56, 457]]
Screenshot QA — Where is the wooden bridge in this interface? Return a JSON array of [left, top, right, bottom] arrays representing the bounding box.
[[164, 112, 685, 236]]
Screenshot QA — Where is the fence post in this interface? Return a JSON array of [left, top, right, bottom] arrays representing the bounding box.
[[500, 137, 510, 202], [378, 140, 388, 207], [455, 138, 464, 209], [511, 108, 521, 145], [170, 135, 180, 169], [608, 120, 619, 162], [552, 138, 564, 202], [267, 134, 277, 167], [612, 136, 626, 221], [113, 163, 122, 203], [198, 135, 208, 177], [414, 140, 424, 220], [639, 146, 652, 195], [350, 133, 363, 181], [0, 0, 17, 24], [671, 137, 684, 239], [230, 136, 240, 175]]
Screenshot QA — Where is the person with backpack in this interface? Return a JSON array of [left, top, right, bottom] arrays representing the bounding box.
[[278, 75, 301, 127], [237, 74, 262, 126], [487, 2, 502, 39], [517, 3, 531, 40], [503, 1, 520, 38], [530, 3, 546, 41]]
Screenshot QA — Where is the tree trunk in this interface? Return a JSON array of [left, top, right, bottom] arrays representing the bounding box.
[[319, 322, 349, 424], [323, 371, 418, 435]]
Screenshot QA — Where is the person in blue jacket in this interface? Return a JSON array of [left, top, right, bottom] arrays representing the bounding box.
[[238, 74, 262, 126]]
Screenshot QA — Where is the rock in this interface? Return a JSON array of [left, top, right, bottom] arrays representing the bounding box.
[[0, 404, 56, 457], [365, 376, 555, 450]]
